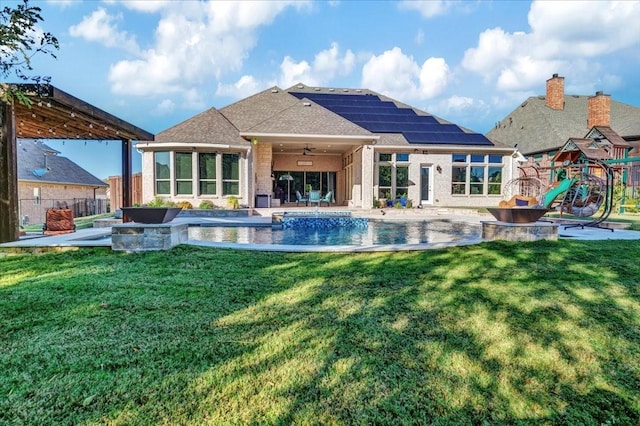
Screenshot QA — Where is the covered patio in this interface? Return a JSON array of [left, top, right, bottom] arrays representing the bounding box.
[[0, 83, 154, 242]]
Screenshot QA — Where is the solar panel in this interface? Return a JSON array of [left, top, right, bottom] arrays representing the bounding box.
[[289, 90, 493, 146], [403, 131, 493, 145]]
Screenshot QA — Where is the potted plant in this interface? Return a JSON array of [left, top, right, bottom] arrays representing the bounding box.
[[399, 193, 407, 208]]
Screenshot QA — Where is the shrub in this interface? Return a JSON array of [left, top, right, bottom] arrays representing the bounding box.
[[146, 197, 176, 207], [198, 200, 215, 210], [226, 196, 239, 209], [176, 201, 193, 210]]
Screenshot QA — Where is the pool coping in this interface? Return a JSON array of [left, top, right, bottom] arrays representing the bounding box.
[[3, 210, 640, 253]]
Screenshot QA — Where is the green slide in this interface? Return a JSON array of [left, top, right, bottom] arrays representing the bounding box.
[[543, 177, 577, 208]]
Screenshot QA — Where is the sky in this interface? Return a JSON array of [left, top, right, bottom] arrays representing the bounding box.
[[8, 0, 640, 179]]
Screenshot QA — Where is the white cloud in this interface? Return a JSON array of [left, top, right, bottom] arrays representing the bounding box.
[[216, 75, 264, 99], [462, 1, 640, 94], [414, 28, 425, 46], [398, 0, 450, 18], [278, 43, 356, 88], [80, 1, 308, 98], [154, 99, 175, 115], [69, 8, 139, 54], [361, 47, 450, 102]]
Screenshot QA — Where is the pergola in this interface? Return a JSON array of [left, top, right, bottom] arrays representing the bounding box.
[[0, 84, 154, 242]]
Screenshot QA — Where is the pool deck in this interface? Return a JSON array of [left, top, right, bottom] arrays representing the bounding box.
[[3, 207, 640, 253]]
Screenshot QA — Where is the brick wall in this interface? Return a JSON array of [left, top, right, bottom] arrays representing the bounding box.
[[546, 74, 564, 110], [18, 181, 107, 225], [588, 91, 611, 128]]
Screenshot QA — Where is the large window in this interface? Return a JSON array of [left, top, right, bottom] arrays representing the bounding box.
[[175, 152, 193, 195], [153, 151, 241, 197], [154, 151, 170, 195], [376, 152, 410, 198], [199, 153, 216, 195], [376, 152, 409, 200], [222, 153, 240, 195], [451, 154, 503, 196]]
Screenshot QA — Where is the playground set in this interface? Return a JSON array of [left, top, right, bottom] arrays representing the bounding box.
[[489, 156, 637, 230]]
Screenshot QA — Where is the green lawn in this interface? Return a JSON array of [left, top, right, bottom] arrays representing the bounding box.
[[1, 241, 639, 425]]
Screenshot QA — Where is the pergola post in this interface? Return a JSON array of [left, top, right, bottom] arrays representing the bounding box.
[[121, 138, 133, 223], [0, 100, 19, 243]]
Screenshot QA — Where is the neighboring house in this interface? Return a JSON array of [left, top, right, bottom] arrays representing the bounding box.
[[17, 140, 108, 225], [486, 74, 640, 187], [136, 84, 519, 209]]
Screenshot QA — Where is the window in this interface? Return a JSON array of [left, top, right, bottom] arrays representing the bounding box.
[[154, 151, 170, 195], [451, 154, 503, 196], [198, 153, 216, 195], [376, 152, 409, 198], [378, 165, 392, 198], [175, 152, 193, 195], [222, 153, 239, 195]]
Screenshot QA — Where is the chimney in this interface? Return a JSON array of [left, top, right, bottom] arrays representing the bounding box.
[[546, 73, 564, 110], [588, 91, 611, 128]]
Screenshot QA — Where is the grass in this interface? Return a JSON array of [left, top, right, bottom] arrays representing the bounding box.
[[1, 241, 640, 425]]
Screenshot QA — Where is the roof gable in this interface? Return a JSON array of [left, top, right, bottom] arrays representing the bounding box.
[[155, 107, 248, 146], [246, 98, 373, 136], [220, 86, 301, 131]]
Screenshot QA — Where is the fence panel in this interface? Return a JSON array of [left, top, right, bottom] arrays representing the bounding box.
[[19, 198, 108, 227]]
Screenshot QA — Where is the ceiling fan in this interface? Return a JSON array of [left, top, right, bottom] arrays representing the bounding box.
[[302, 145, 316, 155]]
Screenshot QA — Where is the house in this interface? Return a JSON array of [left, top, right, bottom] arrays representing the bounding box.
[[486, 74, 640, 188], [17, 140, 108, 226], [135, 84, 519, 209]]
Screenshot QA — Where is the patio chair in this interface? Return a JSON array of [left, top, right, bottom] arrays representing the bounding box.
[[308, 190, 321, 206], [295, 190, 308, 206], [319, 191, 332, 207]]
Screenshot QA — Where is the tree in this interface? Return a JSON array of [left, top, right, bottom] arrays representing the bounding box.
[[0, 0, 59, 105]]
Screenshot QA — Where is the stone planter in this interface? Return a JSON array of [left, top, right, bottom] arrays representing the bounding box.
[[121, 207, 182, 224]]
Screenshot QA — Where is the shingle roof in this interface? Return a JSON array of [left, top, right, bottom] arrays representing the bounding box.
[[220, 86, 301, 131], [245, 98, 374, 136], [17, 140, 107, 186], [487, 95, 640, 154], [590, 126, 631, 148], [155, 107, 248, 147]]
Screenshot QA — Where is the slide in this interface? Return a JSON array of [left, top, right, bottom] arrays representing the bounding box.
[[543, 177, 577, 208]]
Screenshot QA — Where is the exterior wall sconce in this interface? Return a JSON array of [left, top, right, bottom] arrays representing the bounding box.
[[436, 165, 442, 173]]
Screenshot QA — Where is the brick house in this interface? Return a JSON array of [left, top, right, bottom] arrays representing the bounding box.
[[486, 74, 640, 188], [17, 140, 108, 226], [136, 84, 519, 209]]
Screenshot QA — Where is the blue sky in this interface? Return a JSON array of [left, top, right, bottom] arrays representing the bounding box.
[[10, 0, 640, 179]]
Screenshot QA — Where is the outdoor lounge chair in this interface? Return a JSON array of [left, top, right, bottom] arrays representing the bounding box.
[[319, 191, 332, 207], [296, 190, 308, 206], [308, 190, 321, 206]]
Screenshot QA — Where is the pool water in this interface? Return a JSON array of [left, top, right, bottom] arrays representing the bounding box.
[[189, 219, 482, 246]]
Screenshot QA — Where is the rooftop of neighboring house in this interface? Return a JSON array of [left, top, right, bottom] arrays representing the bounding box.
[[153, 83, 500, 149], [17, 140, 107, 187], [487, 74, 640, 155]]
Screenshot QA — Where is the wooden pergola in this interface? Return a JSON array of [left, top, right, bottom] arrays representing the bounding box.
[[0, 84, 154, 242]]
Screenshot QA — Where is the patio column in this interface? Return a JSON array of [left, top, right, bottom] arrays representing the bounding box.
[[0, 100, 19, 243]]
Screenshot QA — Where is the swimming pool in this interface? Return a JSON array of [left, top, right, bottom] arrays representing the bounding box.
[[188, 219, 482, 251]]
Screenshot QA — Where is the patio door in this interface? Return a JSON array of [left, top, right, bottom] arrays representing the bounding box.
[[420, 165, 433, 205]]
